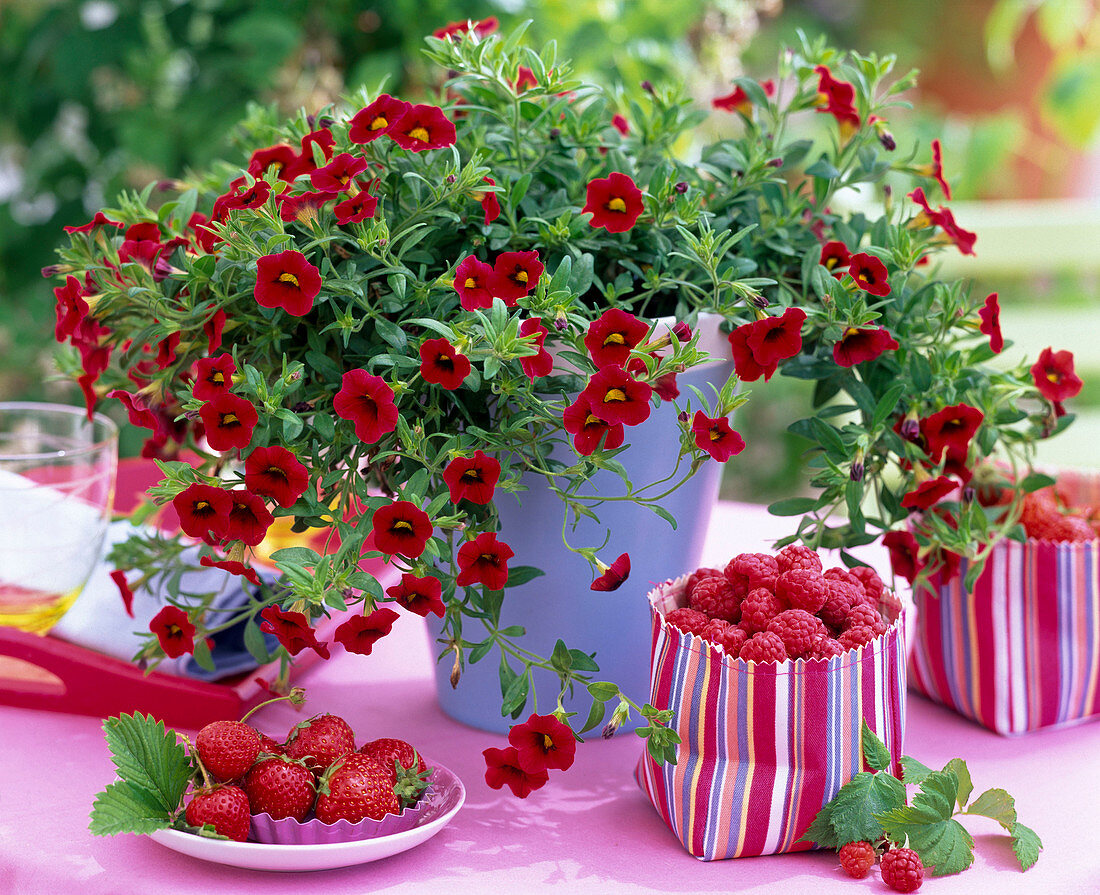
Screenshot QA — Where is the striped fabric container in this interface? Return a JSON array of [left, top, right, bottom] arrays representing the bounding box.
[[634, 577, 907, 861]]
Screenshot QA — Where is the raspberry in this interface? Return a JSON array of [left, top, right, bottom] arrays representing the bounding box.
[[838, 624, 877, 651], [849, 565, 885, 604], [766, 609, 821, 659], [738, 587, 788, 634], [775, 569, 828, 614], [738, 631, 788, 664], [1046, 514, 1098, 542], [776, 544, 823, 574], [838, 840, 877, 879], [877, 587, 904, 623], [720, 561, 751, 600], [665, 606, 710, 636], [729, 553, 779, 591], [689, 575, 741, 622], [823, 566, 862, 589], [844, 602, 888, 635], [685, 566, 723, 600], [880, 847, 924, 893], [702, 619, 747, 656], [809, 634, 845, 659], [819, 579, 860, 631]]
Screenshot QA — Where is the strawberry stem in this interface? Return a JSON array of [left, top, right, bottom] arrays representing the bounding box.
[[240, 686, 307, 723]]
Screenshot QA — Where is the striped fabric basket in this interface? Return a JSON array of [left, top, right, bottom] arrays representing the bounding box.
[[635, 576, 907, 861]]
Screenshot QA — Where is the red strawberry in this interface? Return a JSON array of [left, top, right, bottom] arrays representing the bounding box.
[[184, 784, 251, 841], [195, 720, 261, 782], [257, 733, 286, 756], [243, 755, 316, 821], [284, 713, 356, 775], [358, 738, 429, 779], [314, 754, 402, 824]]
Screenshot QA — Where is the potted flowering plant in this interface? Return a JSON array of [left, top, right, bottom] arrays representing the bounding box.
[[45, 22, 1076, 786]]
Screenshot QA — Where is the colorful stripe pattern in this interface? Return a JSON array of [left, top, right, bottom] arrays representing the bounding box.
[[634, 577, 906, 861]]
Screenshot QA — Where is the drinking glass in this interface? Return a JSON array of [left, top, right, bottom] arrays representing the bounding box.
[[0, 402, 118, 633]]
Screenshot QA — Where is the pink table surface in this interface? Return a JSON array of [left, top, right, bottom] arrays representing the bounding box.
[[3, 502, 1098, 894]]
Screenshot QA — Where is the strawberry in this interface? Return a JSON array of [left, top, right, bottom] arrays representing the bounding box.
[[243, 755, 316, 821], [184, 784, 251, 841], [314, 754, 401, 824], [358, 737, 430, 783], [257, 732, 285, 755], [195, 720, 261, 782], [284, 713, 356, 776]]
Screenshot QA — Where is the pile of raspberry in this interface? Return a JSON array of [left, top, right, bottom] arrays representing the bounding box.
[[664, 545, 900, 663]]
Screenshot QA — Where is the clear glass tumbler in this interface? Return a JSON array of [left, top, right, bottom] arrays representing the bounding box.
[[0, 402, 118, 633]]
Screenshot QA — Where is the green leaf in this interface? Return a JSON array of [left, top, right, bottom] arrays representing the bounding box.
[[877, 771, 974, 876], [270, 546, 322, 565], [243, 619, 272, 664], [1010, 822, 1043, 871], [861, 720, 892, 772], [768, 497, 819, 516], [944, 758, 973, 809], [549, 639, 572, 673], [504, 565, 545, 588], [872, 383, 906, 430], [89, 781, 173, 836], [799, 806, 843, 850], [586, 681, 619, 701], [1019, 473, 1057, 494], [102, 713, 193, 816], [964, 788, 1016, 831], [822, 771, 907, 847], [900, 755, 934, 785], [578, 697, 607, 735]]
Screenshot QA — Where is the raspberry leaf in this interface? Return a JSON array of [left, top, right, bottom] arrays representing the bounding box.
[[943, 758, 972, 809], [102, 712, 193, 814], [799, 770, 906, 848], [860, 719, 891, 772], [876, 770, 975, 877], [1010, 822, 1043, 871], [964, 788, 1017, 830], [899, 755, 934, 785], [89, 781, 173, 836]]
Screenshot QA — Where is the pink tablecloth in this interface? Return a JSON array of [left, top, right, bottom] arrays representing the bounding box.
[[2, 502, 1098, 894]]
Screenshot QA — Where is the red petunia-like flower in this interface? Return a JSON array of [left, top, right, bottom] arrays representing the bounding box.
[[920, 403, 984, 463], [920, 139, 952, 200], [454, 255, 495, 310], [109, 570, 135, 618], [443, 450, 501, 505], [833, 326, 899, 367], [745, 306, 807, 377], [334, 608, 400, 656], [901, 475, 958, 511], [819, 241, 851, 278], [814, 65, 860, 133], [215, 177, 271, 214], [349, 94, 411, 144], [204, 309, 227, 354], [583, 172, 645, 233], [386, 573, 445, 618], [333, 370, 399, 444], [489, 251, 543, 305], [1031, 347, 1083, 403], [419, 338, 471, 390], [260, 606, 330, 659], [245, 445, 310, 508], [109, 388, 161, 433], [513, 66, 538, 92], [611, 114, 630, 135], [978, 292, 1003, 354], [433, 16, 499, 40], [691, 411, 746, 462], [727, 323, 771, 382], [54, 276, 89, 342], [63, 211, 123, 234], [333, 185, 379, 225], [285, 127, 335, 180], [712, 79, 775, 114], [508, 713, 577, 773], [483, 746, 548, 798], [562, 394, 626, 456], [584, 307, 649, 369], [255, 250, 322, 316], [579, 365, 652, 427], [192, 354, 236, 401], [908, 188, 977, 256], [173, 483, 232, 542], [310, 152, 370, 193], [277, 190, 336, 225], [199, 555, 261, 586], [456, 532, 514, 591], [150, 606, 196, 658], [591, 552, 631, 592], [518, 317, 553, 380], [848, 253, 891, 296], [199, 393, 258, 452], [372, 501, 434, 558], [478, 176, 501, 225], [390, 104, 456, 152], [248, 143, 299, 181], [883, 530, 921, 585], [224, 489, 274, 547]]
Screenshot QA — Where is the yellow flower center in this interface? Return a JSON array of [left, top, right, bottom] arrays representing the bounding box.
[[844, 327, 860, 338], [278, 272, 300, 287], [607, 197, 627, 213], [603, 333, 626, 346], [408, 126, 430, 143], [584, 414, 603, 427], [195, 500, 210, 511], [211, 371, 225, 384], [513, 269, 528, 285], [1047, 371, 1061, 383], [464, 277, 478, 289], [542, 734, 554, 750], [221, 413, 238, 425], [393, 520, 414, 532], [371, 116, 388, 131], [710, 429, 722, 442], [604, 388, 627, 403], [461, 468, 482, 481]]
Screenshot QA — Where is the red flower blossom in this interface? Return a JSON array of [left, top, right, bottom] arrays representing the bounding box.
[[591, 552, 631, 592], [518, 317, 553, 380], [508, 713, 577, 773], [919, 139, 952, 200], [579, 365, 652, 427], [248, 143, 299, 181], [883, 530, 921, 585], [63, 212, 123, 234], [1031, 347, 1083, 403], [260, 606, 330, 659], [277, 190, 336, 225], [513, 66, 538, 92], [333, 185, 378, 225], [443, 450, 501, 505], [833, 326, 899, 367], [692, 411, 746, 462], [192, 354, 236, 401], [386, 573, 445, 618], [333, 370, 399, 444], [562, 394, 625, 455], [907, 188, 977, 256], [456, 532, 514, 591], [819, 241, 851, 278], [372, 501, 434, 558], [390, 104, 456, 152], [483, 746, 548, 798], [173, 483, 232, 542], [419, 338, 471, 390], [215, 178, 271, 214], [285, 127, 334, 180], [611, 114, 630, 135], [334, 608, 400, 656], [224, 489, 274, 547], [432, 17, 499, 40], [150, 606, 196, 658], [583, 172, 645, 233], [978, 292, 1003, 354], [204, 309, 227, 354], [727, 323, 772, 382], [745, 306, 807, 377], [490, 250, 543, 304], [199, 393, 258, 452], [454, 255, 495, 310], [199, 555, 261, 586], [110, 570, 135, 618], [54, 276, 89, 342], [255, 250, 322, 316], [814, 65, 860, 133], [109, 388, 161, 433], [920, 403, 984, 463], [310, 152, 370, 194], [154, 331, 181, 370], [902, 475, 959, 510], [712, 79, 775, 114], [584, 307, 649, 369], [349, 95, 411, 143], [478, 176, 501, 225], [245, 445, 310, 508], [848, 253, 891, 296]]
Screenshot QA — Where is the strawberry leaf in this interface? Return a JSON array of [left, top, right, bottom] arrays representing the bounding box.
[[1010, 822, 1043, 871], [89, 781, 172, 836], [876, 770, 975, 876], [102, 712, 193, 815], [860, 720, 891, 772], [964, 788, 1016, 831]]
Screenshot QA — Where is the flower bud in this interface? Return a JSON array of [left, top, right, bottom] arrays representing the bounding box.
[[674, 181, 688, 194], [641, 80, 655, 94], [40, 264, 73, 278], [446, 174, 457, 184], [553, 311, 569, 332], [850, 460, 864, 483], [549, 127, 561, 139], [962, 487, 975, 504], [677, 409, 690, 424], [899, 414, 921, 443], [449, 649, 462, 689], [767, 157, 783, 168], [750, 293, 769, 309], [672, 321, 692, 342]]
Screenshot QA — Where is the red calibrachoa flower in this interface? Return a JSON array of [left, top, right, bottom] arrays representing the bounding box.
[[419, 337, 471, 390], [478, 176, 501, 225], [490, 250, 543, 304], [285, 127, 335, 180], [584, 307, 649, 369], [200, 555, 261, 586], [712, 79, 775, 114], [591, 552, 631, 592], [150, 606, 196, 658], [109, 570, 135, 618], [333, 369, 399, 444], [692, 411, 746, 462], [109, 388, 160, 433], [349, 94, 411, 143], [443, 450, 501, 505], [456, 532, 514, 591], [908, 188, 977, 256], [248, 143, 298, 181], [883, 530, 921, 585], [390, 104, 456, 151], [920, 403, 984, 463], [611, 113, 630, 135], [245, 445, 310, 508], [333, 184, 378, 224], [848, 253, 891, 296], [334, 608, 400, 656], [918, 138, 952, 199], [54, 276, 89, 341], [199, 393, 258, 452], [371, 500, 434, 558], [225, 489, 274, 547], [518, 317, 553, 380], [513, 66, 538, 92], [744, 306, 807, 378], [483, 746, 548, 798], [255, 250, 322, 316], [386, 573, 445, 618], [508, 713, 577, 773], [192, 354, 236, 401], [63, 211, 123, 234], [978, 292, 1003, 354], [204, 309, 227, 354], [582, 172, 645, 233], [901, 475, 958, 510], [215, 177, 270, 213], [562, 394, 625, 455], [833, 326, 899, 367], [277, 190, 335, 225], [454, 255, 495, 310], [310, 152, 370, 193], [1031, 347, 1083, 402], [814, 65, 860, 134], [173, 483, 232, 541], [433, 16, 499, 40], [728, 323, 771, 382], [260, 606, 330, 659], [820, 241, 851, 278], [580, 365, 652, 427]]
